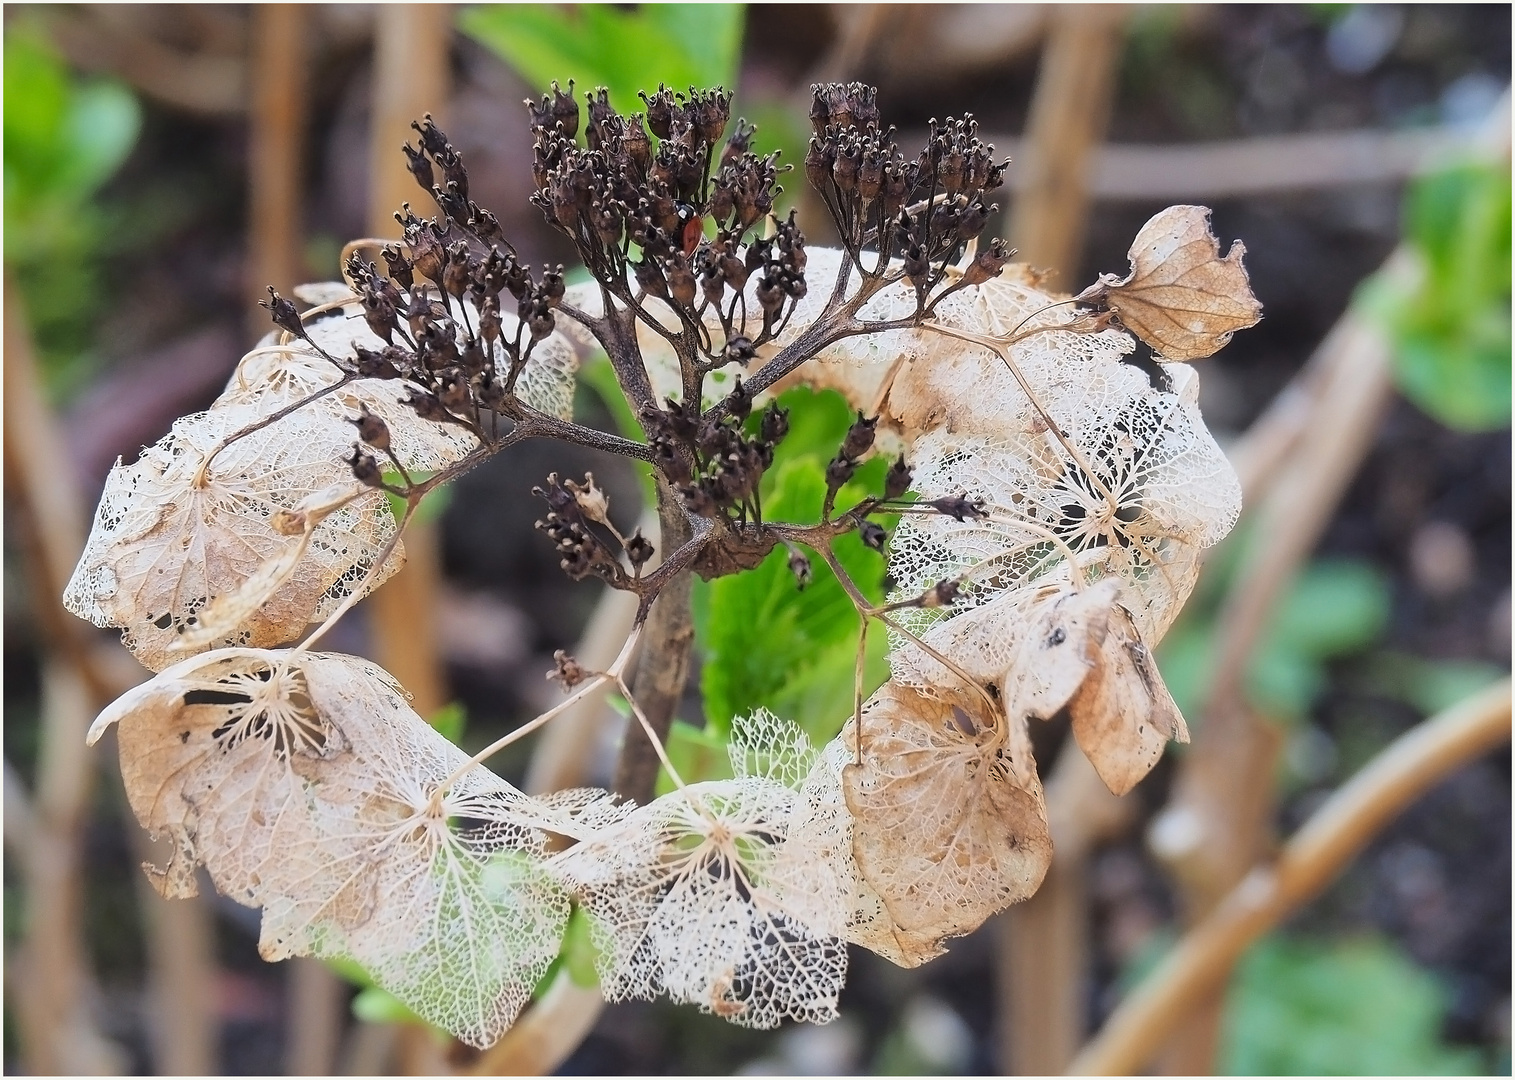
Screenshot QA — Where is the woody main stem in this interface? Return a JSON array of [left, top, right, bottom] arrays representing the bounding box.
[[612, 478, 696, 803]]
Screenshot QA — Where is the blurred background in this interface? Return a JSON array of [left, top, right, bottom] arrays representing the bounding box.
[[3, 3, 1509, 1075]]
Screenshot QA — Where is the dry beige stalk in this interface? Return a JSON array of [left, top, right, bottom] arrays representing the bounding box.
[[1078, 205, 1262, 362]]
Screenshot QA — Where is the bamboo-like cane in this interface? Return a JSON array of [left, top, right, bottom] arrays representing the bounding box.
[[1070, 680, 1512, 1076]]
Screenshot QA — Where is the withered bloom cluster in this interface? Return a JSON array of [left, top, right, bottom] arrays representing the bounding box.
[[529, 81, 806, 371], [70, 66, 1263, 1050], [805, 82, 1012, 299], [266, 115, 581, 473]]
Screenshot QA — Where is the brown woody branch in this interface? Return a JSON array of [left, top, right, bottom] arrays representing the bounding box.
[[1069, 679, 1513, 1076]]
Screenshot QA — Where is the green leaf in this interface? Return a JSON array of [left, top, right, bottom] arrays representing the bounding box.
[[1221, 935, 1485, 1075], [353, 984, 426, 1025], [458, 4, 745, 111], [693, 388, 892, 744], [1265, 558, 1391, 660], [1359, 162, 1512, 432], [383, 471, 454, 525], [657, 719, 735, 795], [1361, 652, 1508, 717], [561, 904, 601, 989]]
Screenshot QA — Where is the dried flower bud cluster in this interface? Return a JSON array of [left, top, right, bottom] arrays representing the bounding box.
[[529, 82, 805, 368], [806, 82, 1005, 299], [533, 472, 643, 585]]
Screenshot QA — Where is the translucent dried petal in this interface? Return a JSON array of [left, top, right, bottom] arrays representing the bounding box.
[[64, 408, 400, 671], [1066, 597, 1188, 796], [843, 681, 1051, 959], [553, 778, 847, 1028], [168, 483, 368, 652], [789, 737, 932, 967], [89, 648, 571, 1048], [1082, 205, 1262, 362], [888, 349, 1238, 648], [729, 707, 820, 789]]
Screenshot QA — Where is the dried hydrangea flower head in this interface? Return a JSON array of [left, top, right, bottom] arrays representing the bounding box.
[[69, 80, 1259, 1047]]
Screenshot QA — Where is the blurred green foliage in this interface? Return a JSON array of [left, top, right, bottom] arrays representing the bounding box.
[[4, 21, 140, 398], [459, 3, 805, 197], [1360, 162, 1512, 432], [1221, 935, 1485, 1075], [459, 4, 744, 115]]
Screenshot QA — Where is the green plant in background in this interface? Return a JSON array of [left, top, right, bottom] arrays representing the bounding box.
[[1221, 935, 1485, 1075], [1360, 161, 1512, 433], [460, 4, 744, 113], [460, 3, 806, 195], [4, 21, 141, 399]]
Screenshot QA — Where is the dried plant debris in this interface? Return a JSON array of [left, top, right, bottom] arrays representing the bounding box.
[[89, 648, 571, 1048], [1077, 205, 1262, 362], [64, 408, 401, 671], [843, 680, 1051, 961]]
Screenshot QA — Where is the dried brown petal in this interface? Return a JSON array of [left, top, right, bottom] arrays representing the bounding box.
[[1083, 205, 1262, 362], [1067, 597, 1188, 796], [843, 681, 1051, 960], [88, 648, 572, 1049]]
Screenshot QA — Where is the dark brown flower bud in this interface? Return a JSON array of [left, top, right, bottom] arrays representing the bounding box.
[[540, 266, 566, 308], [859, 520, 887, 551], [902, 243, 930, 285], [724, 377, 752, 421], [884, 455, 913, 499], [826, 453, 856, 489], [549, 80, 579, 138], [805, 137, 834, 192], [963, 239, 1012, 287], [352, 406, 391, 452], [404, 387, 453, 423], [625, 529, 655, 570], [639, 85, 676, 140], [721, 119, 755, 167], [666, 254, 697, 308], [841, 411, 877, 460], [761, 403, 790, 444], [691, 88, 732, 147], [623, 113, 652, 174], [930, 494, 988, 521], [923, 578, 960, 608], [354, 346, 401, 380], [723, 335, 756, 367], [438, 370, 471, 411], [402, 142, 434, 193], [549, 648, 586, 689], [411, 114, 450, 157], [348, 445, 384, 488], [260, 287, 306, 339], [382, 244, 415, 291], [788, 548, 813, 590], [681, 482, 717, 517]]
